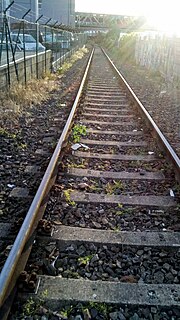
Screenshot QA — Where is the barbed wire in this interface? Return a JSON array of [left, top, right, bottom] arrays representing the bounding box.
[[1, 2, 78, 33]]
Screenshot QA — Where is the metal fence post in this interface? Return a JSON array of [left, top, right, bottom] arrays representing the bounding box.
[[35, 22, 39, 79], [22, 9, 31, 85], [44, 18, 52, 73], [3, 2, 15, 87], [36, 15, 43, 78]]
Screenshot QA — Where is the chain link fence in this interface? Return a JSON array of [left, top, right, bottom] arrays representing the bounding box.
[[0, 7, 87, 89]]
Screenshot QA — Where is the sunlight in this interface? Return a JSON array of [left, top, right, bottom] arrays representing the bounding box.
[[76, 0, 180, 35], [145, 1, 180, 36], [75, 0, 149, 16]]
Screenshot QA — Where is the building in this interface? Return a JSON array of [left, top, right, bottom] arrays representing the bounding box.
[[40, 0, 75, 27], [0, 0, 75, 26]]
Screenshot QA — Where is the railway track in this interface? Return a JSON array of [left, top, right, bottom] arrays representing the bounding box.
[[1, 47, 180, 319]]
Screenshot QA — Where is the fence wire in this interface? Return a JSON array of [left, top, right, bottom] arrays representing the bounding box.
[[0, 12, 87, 88]]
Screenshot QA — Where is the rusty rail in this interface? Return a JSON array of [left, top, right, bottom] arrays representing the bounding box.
[[0, 48, 94, 320], [1, 46, 180, 319], [102, 48, 180, 182]]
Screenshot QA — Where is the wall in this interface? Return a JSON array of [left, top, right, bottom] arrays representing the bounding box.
[[0, 49, 51, 88]]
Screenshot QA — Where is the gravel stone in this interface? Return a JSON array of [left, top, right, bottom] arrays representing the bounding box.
[[163, 263, 170, 271], [129, 313, 140, 320], [109, 311, 122, 320], [150, 307, 157, 314], [153, 271, 165, 283], [90, 308, 99, 318]]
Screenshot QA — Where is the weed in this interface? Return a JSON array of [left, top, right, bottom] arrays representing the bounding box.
[[122, 207, 134, 214], [21, 290, 48, 317], [59, 301, 110, 319], [0, 127, 16, 139], [113, 226, 121, 232], [58, 47, 88, 75], [73, 163, 86, 169], [89, 180, 102, 192], [78, 255, 93, 265], [72, 124, 87, 143], [88, 302, 109, 318], [60, 309, 69, 318], [18, 143, 27, 150], [60, 305, 74, 318], [67, 159, 86, 169], [22, 297, 36, 316], [115, 211, 123, 216], [64, 270, 81, 279], [59, 62, 73, 74], [105, 180, 124, 195], [63, 189, 76, 207]]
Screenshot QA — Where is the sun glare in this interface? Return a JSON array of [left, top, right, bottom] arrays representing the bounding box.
[[76, 0, 180, 35], [145, 2, 180, 36]]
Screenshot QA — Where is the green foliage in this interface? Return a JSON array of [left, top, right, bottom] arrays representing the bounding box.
[[22, 297, 36, 316], [100, 30, 137, 63], [105, 180, 124, 195], [121, 207, 134, 214], [89, 180, 102, 192], [58, 47, 88, 75], [21, 290, 48, 317], [113, 226, 121, 232], [18, 143, 27, 150], [59, 302, 112, 319], [63, 189, 76, 207], [67, 159, 86, 169], [88, 302, 109, 318], [118, 33, 137, 63], [72, 124, 87, 143], [67, 271, 80, 278], [0, 127, 16, 139], [115, 211, 123, 216], [60, 305, 74, 318], [78, 255, 93, 265]]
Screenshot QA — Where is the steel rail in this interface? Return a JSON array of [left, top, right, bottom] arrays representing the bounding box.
[[1, 46, 179, 318], [0, 48, 94, 319], [102, 48, 180, 182]]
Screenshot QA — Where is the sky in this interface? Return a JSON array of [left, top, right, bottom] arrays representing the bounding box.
[[75, 0, 178, 16], [75, 0, 180, 34], [75, 0, 150, 16]]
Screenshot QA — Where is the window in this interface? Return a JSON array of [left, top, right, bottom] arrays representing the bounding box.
[[38, 0, 42, 9]]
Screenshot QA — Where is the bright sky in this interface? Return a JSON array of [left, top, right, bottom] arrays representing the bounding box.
[[76, 0, 148, 16], [75, 0, 179, 34]]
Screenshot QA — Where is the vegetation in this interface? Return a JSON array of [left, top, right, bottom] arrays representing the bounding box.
[[105, 180, 124, 195], [18, 290, 48, 318], [67, 159, 87, 169], [100, 29, 137, 64], [88, 302, 109, 318], [72, 124, 87, 142], [0, 47, 88, 128], [0, 127, 16, 139], [58, 47, 88, 75], [78, 255, 93, 266], [60, 302, 110, 319], [63, 189, 76, 207]]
